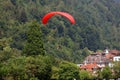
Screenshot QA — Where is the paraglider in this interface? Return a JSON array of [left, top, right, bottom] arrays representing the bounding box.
[[42, 11, 75, 24]]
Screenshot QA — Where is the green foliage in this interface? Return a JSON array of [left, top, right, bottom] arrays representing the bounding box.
[[22, 21, 45, 56], [0, 37, 21, 62], [0, 0, 120, 79], [51, 66, 59, 80], [97, 70, 103, 80], [81, 47, 91, 57], [79, 70, 93, 80], [113, 61, 120, 78], [58, 61, 80, 80], [101, 66, 112, 79], [0, 56, 26, 80], [0, 0, 120, 65], [0, 55, 52, 80], [24, 55, 52, 80]]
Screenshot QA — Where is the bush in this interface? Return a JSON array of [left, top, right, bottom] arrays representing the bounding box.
[[0, 55, 52, 80]]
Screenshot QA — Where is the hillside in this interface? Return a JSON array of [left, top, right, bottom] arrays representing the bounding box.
[[0, 0, 120, 63]]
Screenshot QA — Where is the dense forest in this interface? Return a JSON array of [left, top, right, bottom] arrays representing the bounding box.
[[0, 0, 120, 63], [0, 0, 120, 79]]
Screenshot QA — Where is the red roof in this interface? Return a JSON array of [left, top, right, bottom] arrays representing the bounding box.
[[106, 49, 120, 60], [109, 49, 120, 56], [80, 62, 100, 71], [106, 53, 114, 59]]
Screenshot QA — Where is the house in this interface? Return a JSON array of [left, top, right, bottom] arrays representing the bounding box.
[[80, 49, 120, 72], [83, 52, 109, 68], [106, 49, 120, 61], [80, 62, 101, 72], [109, 49, 120, 56], [113, 56, 120, 61]]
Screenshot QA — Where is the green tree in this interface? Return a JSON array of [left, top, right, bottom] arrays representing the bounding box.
[[0, 56, 26, 80], [97, 70, 103, 80], [79, 70, 93, 80], [81, 47, 91, 57], [22, 21, 45, 56], [113, 61, 120, 78], [0, 55, 52, 80], [25, 55, 52, 80], [58, 61, 80, 80], [0, 0, 120, 64], [51, 66, 59, 80], [0, 37, 21, 62], [101, 66, 112, 80]]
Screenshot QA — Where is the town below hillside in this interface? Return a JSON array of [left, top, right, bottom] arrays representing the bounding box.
[[77, 49, 120, 79]]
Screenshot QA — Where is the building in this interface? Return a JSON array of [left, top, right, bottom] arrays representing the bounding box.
[[80, 49, 120, 72], [113, 56, 120, 61], [83, 52, 109, 68], [80, 62, 101, 71], [106, 49, 120, 61]]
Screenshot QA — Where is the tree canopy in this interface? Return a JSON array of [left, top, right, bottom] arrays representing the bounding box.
[[0, 0, 120, 63], [0, 0, 120, 79]]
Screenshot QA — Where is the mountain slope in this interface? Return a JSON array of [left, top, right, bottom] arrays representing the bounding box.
[[0, 0, 120, 63]]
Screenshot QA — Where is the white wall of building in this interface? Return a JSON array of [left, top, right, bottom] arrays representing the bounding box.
[[77, 64, 83, 67], [113, 56, 120, 61]]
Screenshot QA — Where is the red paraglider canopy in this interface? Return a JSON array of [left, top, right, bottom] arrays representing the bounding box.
[[42, 11, 75, 24]]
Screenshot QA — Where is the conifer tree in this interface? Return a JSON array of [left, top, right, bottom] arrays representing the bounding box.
[[22, 21, 45, 56]]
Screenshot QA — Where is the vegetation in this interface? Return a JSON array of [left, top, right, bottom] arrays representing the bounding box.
[[101, 66, 112, 79], [58, 61, 80, 80], [0, 56, 52, 80], [22, 21, 45, 56], [0, 0, 120, 63], [113, 61, 120, 78], [0, 0, 120, 79], [79, 70, 93, 80]]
